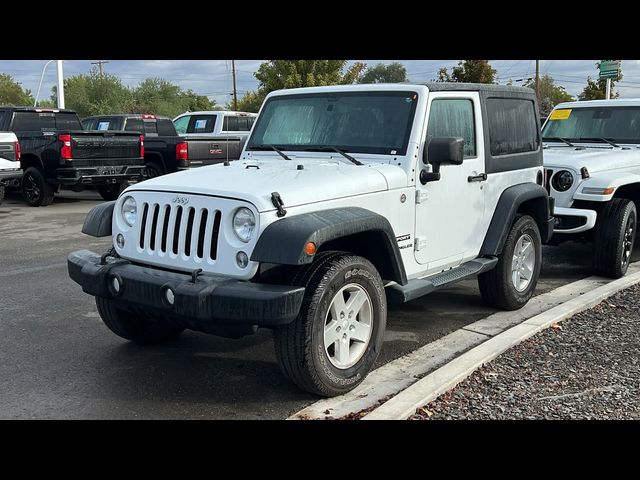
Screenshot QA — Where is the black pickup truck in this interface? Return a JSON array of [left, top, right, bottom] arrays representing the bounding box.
[[0, 107, 146, 206], [81, 114, 188, 178]]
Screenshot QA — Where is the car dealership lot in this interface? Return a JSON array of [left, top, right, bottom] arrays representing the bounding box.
[[0, 191, 622, 419]]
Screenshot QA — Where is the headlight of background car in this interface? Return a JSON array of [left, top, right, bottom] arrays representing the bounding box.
[[552, 170, 574, 192], [233, 207, 256, 242], [121, 196, 137, 227]]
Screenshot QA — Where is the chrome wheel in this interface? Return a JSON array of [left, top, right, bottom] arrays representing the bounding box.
[[511, 233, 535, 292], [622, 214, 636, 268], [323, 283, 373, 369]]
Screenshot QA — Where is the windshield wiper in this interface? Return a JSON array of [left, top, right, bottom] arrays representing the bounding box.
[[578, 137, 620, 148], [543, 137, 575, 147], [303, 146, 363, 166], [249, 144, 291, 160]]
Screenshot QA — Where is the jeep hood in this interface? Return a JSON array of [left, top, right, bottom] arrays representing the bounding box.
[[544, 146, 640, 173], [128, 158, 408, 212]]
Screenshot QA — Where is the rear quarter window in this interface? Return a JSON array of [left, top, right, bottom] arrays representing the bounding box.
[[487, 98, 539, 156]]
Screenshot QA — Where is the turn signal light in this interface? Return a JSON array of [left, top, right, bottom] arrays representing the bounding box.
[[305, 242, 317, 255]]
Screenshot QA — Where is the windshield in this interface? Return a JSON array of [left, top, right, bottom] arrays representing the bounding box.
[[247, 91, 419, 155], [542, 106, 640, 144]]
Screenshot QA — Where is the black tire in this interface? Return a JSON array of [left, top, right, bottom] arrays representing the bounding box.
[[273, 252, 387, 397], [22, 167, 55, 207], [0, 184, 4, 205], [95, 297, 184, 345], [592, 198, 637, 279], [98, 183, 125, 201], [145, 162, 164, 179], [479, 215, 542, 310]]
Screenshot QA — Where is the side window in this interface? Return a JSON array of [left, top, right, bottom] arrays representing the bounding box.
[[248, 117, 256, 129], [487, 98, 539, 156], [223, 116, 239, 131], [81, 119, 94, 130], [188, 115, 216, 133], [173, 115, 190, 134], [143, 120, 158, 135], [426, 99, 476, 157], [125, 118, 144, 133]]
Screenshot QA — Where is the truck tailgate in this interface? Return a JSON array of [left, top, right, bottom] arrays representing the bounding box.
[[70, 131, 142, 164], [185, 136, 243, 166]]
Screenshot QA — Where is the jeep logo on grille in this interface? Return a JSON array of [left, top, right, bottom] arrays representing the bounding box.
[[172, 195, 189, 205]]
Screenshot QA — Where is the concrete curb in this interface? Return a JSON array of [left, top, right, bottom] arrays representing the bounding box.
[[363, 268, 640, 420]]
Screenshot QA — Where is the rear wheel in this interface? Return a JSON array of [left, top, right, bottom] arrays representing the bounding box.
[[593, 198, 636, 279], [273, 252, 387, 396], [98, 183, 125, 201], [145, 162, 164, 179], [479, 215, 542, 310], [0, 184, 4, 204], [95, 297, 184, 345], [22, 167, 55, 207]]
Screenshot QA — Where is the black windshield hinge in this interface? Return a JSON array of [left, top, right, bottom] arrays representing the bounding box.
[[271, 192, 287, 217]]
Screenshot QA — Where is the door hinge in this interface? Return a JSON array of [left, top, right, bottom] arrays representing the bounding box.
[[414, 236, 427, 251], [415, 190, 429, 204]]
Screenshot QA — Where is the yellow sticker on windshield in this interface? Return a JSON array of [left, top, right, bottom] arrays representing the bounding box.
[[550, 109, 572, 120]]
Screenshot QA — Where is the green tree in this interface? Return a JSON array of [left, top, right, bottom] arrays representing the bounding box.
[[228, 91, 264, 113], [236, 60, 366, 113], [435, 60, 496, 83], [131, 78, 215, 117], [358, 62, 407, 84], [579, 62, 623, 100], [0, 74, 34, 106], [56, 68, 132, 117], [524, 74, 574, 116]]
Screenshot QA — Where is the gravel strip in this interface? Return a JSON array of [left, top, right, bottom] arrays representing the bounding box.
[[410, 284, 640, 420]]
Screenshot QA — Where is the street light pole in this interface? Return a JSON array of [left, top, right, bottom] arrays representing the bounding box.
[[56, 60, 65, 109], [34, 60, 55, 107], [606, 78, 611, 100]]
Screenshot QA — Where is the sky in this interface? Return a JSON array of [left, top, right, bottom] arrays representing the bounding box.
[[2, 59, 640, 107]]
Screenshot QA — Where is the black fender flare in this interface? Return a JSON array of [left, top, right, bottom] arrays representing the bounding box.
[[82, 201, 115, 237], [251, 207, 408, 285], [480, 183, 553, 256]]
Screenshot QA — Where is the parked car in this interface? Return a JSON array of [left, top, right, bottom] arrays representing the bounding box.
[[0, 107, 146, 206], [82, 114, 189, 178], [542, 99, 640, 278], [173, 110, 256, 167], [0, 131, 21, 204], [69, 83, 552, 396]]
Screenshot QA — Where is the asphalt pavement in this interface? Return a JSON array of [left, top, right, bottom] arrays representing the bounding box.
[[0, 190, 619, 419]]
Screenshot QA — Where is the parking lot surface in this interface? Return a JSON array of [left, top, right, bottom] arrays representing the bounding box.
[[0, 191, 622, 419]]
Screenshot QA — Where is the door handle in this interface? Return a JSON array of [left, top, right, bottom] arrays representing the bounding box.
[[468, 173, 487, 182]]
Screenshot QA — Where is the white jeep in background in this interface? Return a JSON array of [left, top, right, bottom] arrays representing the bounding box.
[[69, 83, 553, 396], [543, 99, 640, 278], [0, 131, 21, 204]]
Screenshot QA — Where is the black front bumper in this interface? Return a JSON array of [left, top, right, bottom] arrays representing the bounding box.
[[57, 164, 147, 185], [68, 250, 305, 330]]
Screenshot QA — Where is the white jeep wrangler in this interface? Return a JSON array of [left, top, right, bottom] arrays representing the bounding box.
[[69, 83, 553, 396], [543, 99, 640, 278]]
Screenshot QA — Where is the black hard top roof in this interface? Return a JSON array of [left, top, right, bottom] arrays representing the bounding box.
[[424, 82, 536, 97]]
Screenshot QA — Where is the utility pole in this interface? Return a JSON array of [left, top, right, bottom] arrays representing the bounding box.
[[535, 59, 540, 107], [231, 60, 238, 111], [91, 60, 109, 77], [56, 60, 65, 109]]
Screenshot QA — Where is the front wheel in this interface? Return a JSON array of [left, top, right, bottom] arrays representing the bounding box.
[[95, 297, 184, 345], [273, 252, 387, 397], [479, 215, 542, 310], [592, 198, 636, 279], [98, 183, 125, 201]]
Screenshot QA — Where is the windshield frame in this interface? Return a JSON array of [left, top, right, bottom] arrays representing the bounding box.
[[542, 105, 640, 144], [246, 90, 419, 156]]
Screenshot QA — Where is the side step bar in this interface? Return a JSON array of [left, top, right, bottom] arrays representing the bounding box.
[[386, 257, 498, 304]]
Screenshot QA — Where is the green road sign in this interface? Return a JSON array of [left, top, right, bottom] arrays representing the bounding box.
[[600, 60, 621, 80]]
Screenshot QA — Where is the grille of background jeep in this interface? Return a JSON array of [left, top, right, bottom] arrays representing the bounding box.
[[138, 202, 222, 260]]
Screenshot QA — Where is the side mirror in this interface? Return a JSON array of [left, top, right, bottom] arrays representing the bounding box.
[[423, 137, 465, 170]]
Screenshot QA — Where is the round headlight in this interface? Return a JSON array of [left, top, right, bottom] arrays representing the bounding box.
[[121, 196, 137, 227], [232, 207, 256, 243], [552, 170, 574, 192]]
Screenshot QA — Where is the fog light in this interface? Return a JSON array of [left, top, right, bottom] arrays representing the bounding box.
[[165, 287, 175, 305], [236, 251, 249, 268], [111, 276, 121, 294], [116, 233, 125, 249]]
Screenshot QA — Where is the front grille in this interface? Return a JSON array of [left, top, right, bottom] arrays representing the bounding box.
[[138, 201, 222, 261]]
